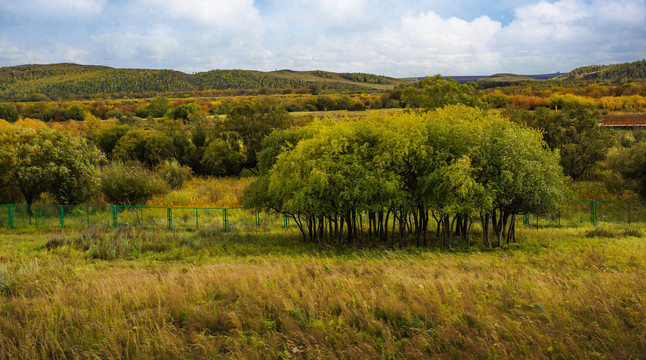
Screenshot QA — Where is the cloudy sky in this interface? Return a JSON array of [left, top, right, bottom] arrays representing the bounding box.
[[0, 0, 644, 77]]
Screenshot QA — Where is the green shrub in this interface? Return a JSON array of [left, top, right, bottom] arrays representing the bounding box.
[[100, 161, 168, 205], [0, 104, 19, 123], [156, 160, 193, 190]]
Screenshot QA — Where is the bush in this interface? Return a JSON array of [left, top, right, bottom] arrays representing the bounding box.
[[156, 160, 193, 190], [100, 161, 168, 205], [0, 104, 19, 123]]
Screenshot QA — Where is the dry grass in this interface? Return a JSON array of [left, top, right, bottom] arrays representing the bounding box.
[[147, 177, 253, 207], [0, 226, 645, 359]]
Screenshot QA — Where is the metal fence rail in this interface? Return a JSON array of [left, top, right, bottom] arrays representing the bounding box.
[[0, 204, 291, 232], [523, 200, 646, 227], [1, 200, 645, 232]]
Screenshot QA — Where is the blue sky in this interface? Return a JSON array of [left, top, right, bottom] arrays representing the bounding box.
[[0, 0, 644, 77]]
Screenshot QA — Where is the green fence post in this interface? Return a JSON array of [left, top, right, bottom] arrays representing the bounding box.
[[591, 200, 597, 225], [523, 213, 529, 226], [34, 206, 38, 228], [86, 204, 90, 227], [8, 204, 13, 229], [59, 205, 64, 229], [558, 209, 561, 227], [195, 208, 199, 231], [113, 205, 118, 228], [628, 201, 631, 225], [223, 208, 228, 232], [167, 207, 172, 230], [284, 214, 289, 228]]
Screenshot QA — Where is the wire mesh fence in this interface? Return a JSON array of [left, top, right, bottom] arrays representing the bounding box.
[[0, 204, 292, 233], [1, 200, 645, 232], [523, 200, 646, 227]]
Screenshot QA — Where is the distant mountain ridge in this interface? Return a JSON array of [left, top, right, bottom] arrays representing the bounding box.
[[0, 63, 409, 100], [0, 60, 644, 100]]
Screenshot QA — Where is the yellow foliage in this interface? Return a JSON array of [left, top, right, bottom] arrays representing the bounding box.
[[83, 114, 104, 133], [51, 120, 83, 136], [14, 118, 47, 128], [0, 119, 11, 127], [147, 177, 253, 207]]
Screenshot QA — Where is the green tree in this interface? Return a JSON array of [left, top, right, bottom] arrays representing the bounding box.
[[0, 126, 103, 213], [606, 141, 646, 199], [112, 129, 177, 167], [147, 96, 170, 118], [401, 75, 486, 110], [222, 97, 291, 171], [155, 159, 193, 190], [166, 102, 200, 120], [472, 113, 569, 246], [100, 161, 168, 205], [65, 104, 86, 121], [0, 104, 19, 123], [90, 124, 131, 157], [201, 132, 246, 176], [519, 107, 613, 181]]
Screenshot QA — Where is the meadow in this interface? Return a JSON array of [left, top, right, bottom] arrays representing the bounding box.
[[1, 223, 644, 359]]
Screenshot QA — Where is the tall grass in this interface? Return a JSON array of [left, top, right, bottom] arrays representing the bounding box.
[[0, 225, 644, 359], [147, 177, 252, 207]]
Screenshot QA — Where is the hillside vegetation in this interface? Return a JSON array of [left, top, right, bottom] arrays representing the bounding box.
[[562, 59, 646, 81], [0, 64, 408, 100]]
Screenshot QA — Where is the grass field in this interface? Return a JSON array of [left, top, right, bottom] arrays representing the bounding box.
[[0, 224, 645, 359]]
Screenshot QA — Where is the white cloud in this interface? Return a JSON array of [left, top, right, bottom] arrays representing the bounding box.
[[91, 32, 180, 64], [0, 0, 107, 19], [52, 42, 89, 63], [0, 40, 47, 64], [0, 0, 645, 76], [592, 0, 646, 26], [134, 0, 263, 32]]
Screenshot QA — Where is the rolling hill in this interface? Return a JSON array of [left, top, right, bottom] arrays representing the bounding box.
[[560, 59, 646, 81], [0, 63, 411, 100]]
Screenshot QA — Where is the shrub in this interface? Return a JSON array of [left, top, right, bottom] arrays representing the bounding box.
[[156, 160, 193, 190], [0, 104, 19, 123], [100, 161, 168, 205]]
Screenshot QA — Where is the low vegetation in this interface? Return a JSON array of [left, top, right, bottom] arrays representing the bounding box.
[[0, 224, 644, 359]]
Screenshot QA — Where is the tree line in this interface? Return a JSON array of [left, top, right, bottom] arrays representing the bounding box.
[[0, 64, 389, 101]]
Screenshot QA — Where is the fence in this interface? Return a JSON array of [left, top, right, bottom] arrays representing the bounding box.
[[523, 200, 646, 227], [0, 200, 645, 232], [0, 204, 291, 232]]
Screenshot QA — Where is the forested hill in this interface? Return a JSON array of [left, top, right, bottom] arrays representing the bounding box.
[[0, 63, 407, 100], [563, 59, 646, 81]]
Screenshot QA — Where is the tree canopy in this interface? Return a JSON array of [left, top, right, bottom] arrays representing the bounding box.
[[244, 105, 568, 249], [401, 75, 486, 110], [0, 125, 103, 212]]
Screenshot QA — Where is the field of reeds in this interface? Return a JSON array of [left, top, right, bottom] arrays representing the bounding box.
[[0, 224, 645, 359]]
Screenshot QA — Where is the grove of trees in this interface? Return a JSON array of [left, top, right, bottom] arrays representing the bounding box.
[[244, 105, 569, 249]]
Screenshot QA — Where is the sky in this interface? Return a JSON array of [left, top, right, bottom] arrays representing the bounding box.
[[0, 0, 644, 77]]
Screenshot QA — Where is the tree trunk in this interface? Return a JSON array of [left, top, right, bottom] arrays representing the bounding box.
[[481, 212, 491, 248], [422, 209, 429, 247], [293, 215, 307, 242]]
